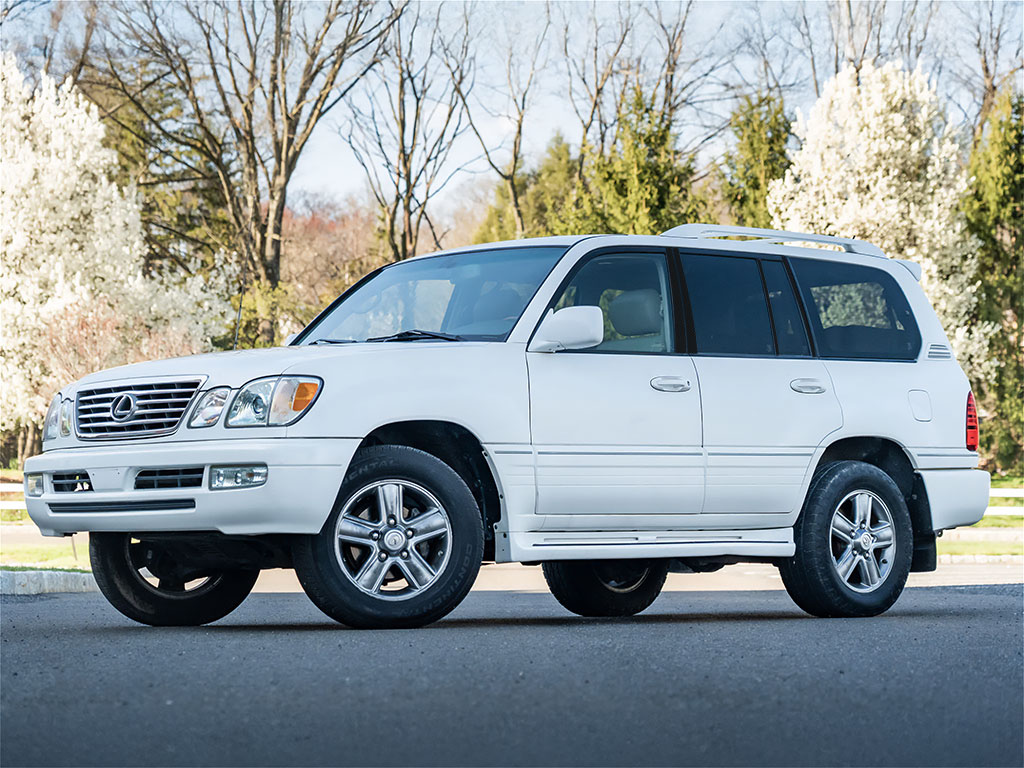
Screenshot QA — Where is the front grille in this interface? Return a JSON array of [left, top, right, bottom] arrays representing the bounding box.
[[52, 472, 92, 493], [135, 467, 205, 490], [76, 379, 203, 439]]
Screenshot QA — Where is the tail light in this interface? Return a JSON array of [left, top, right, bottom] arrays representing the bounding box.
[[966, 391, 979, 452]]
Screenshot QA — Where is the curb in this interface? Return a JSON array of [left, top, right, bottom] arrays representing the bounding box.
[[0, 569, 97, 595]]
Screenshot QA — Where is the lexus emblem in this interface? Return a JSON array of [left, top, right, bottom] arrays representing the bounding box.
[[110, 393, 138, 422]]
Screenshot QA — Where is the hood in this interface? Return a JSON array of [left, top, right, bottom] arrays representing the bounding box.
[[65, 342, 487, 394]]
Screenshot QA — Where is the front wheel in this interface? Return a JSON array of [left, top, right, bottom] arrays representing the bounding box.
[[90, 533, 259, 626], [293, 446, 484, 629], [542, 559, 669, 617], [780, 461, 914, 618]]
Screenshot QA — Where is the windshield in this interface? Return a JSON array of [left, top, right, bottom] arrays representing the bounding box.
[[299, 246, 567, 344]]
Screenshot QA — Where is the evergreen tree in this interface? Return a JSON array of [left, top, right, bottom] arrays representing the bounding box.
[[721, 91, 791, 228], [584, 89, 705, 234], [963, 87, 1023, 474]]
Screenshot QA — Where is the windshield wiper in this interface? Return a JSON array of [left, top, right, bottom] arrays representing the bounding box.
[[309, 338, 358, 345], [367, 329, 464, 343]]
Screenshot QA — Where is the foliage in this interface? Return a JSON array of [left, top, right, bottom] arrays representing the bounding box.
[[0, 54, 234, 431], [768, 61, 997, 390], [720, 91, 791, 228], [582, 89, 706, 235], [963, 87, 1024, 473], [475, 89, 707, 241]]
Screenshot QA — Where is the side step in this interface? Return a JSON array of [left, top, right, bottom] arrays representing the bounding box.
[[507, 527, 794, 562]]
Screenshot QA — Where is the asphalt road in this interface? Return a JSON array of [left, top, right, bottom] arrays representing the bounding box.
[[2, 585, 1022, 767]]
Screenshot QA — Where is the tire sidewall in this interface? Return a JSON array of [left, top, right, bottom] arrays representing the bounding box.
[[298, 446, 483, 628], [90, 532, 259, 626], [797, 461, 914, 614]]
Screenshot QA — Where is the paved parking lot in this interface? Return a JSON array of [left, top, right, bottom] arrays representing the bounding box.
[[2, 584, 1021, 767]]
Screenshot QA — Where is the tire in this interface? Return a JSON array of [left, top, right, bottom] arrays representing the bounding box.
[[89, 533, 259, 627], [780, 461, 914, 618], [542, 559, 669, 617], [293, 445, 484, 629]]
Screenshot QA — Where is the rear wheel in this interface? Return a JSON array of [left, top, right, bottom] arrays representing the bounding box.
[[293, 445, 483, 629], [542, 559, 669, 617], [780, 461, 913, 618], [89, 533, 259, 626]]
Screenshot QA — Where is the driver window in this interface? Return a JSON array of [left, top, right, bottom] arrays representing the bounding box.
[[552, 253, 673, 353]]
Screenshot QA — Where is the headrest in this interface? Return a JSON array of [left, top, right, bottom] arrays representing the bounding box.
[[473, 288, 522, 321], [607, 289, 662, 337]]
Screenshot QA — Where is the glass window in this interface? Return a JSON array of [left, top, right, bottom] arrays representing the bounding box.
[[300, 246, 565, 343], [790, 258, 921, 360], [552, 253, 673, 353], [682, 254, 774, 356], [762, 260, 811, 356]]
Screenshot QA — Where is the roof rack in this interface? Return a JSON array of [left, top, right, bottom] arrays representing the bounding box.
[[661, 224, 888, 259]]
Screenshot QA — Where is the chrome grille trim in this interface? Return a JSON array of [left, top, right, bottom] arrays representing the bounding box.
[[75, 378, 204, 440], [927, 344, 952, 360]]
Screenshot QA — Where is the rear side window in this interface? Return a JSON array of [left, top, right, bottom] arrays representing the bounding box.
[[761, 261, 811, 356], [790, 258, 921, 360], [682, 254, 774, 356]]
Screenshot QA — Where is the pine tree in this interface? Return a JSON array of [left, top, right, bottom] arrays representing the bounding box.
[[721, 91, 791, 228], [585, 89, 705, 235], [963, 87, 1023, 474]]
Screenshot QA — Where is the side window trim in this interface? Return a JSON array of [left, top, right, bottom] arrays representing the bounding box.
[[532, 247, 680, 356], [760, 257, 816, 358]]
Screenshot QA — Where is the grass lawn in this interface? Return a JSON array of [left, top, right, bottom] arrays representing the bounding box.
[[0, 469, 23, 483], [0, 564, 91, 573], [937, 539, 1024, 557], [0, 541, 89, 571], [0, 509, 31, 524], [973, 515, 1024, 528], [990, 474, 1024, 489]]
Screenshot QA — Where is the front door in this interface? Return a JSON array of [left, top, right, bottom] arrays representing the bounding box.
[[528, 250, 704, 530], [679, 252, 843, 520]]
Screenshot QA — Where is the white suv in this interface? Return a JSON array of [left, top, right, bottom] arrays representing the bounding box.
[[24, 225, 989, 628]]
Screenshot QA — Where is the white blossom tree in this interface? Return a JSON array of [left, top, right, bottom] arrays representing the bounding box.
[[768, 60, 996, 385], [0, 53, 234, 457]]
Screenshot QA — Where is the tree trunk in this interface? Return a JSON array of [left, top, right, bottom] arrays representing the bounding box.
[[507, 176, 525, 238]]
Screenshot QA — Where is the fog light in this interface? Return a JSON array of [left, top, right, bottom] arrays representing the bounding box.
[[25, 474, 44, 497], [209, 465, 268, 490]]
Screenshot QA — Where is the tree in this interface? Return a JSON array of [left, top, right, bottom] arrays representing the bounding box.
[[584, 88, 706, 235], [445, 4, 550, 239], [0, 53, 233, 462], [346, 4, 470, 263], [720, 90, 791, 228], [96, 0, 396, 343], [963, 87, 1023, 473], [768, 61, 996, 389]]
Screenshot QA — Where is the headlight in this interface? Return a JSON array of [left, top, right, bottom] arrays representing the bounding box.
[[189, 387, 231, 428], [43, 395, 60, 441], [226, 377, 321, 427], [59, 399, 73, 437]]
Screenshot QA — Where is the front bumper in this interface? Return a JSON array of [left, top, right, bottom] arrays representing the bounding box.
[[920, 468, 991, 531], [23, 438, 360, 537]]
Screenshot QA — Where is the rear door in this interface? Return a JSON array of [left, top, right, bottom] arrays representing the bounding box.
[[679, 252, 843, 520]]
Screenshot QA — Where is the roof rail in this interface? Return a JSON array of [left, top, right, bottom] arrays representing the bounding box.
[[661, 224, 888, 259]]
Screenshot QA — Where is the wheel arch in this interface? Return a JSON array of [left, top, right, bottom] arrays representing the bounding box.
[[355, 420, 504, 561], [812, 436, 936, 572]]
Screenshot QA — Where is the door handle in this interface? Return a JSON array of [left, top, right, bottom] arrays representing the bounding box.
[[651, 376, 691, 393], [790, 378, 827, 394]]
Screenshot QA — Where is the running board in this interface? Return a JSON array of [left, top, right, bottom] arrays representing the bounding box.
[[508, 528, 794, 562]]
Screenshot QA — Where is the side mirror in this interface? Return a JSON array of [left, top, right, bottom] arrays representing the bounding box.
[[283, 333, 297, 346], [528, 306, 604, 353]]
